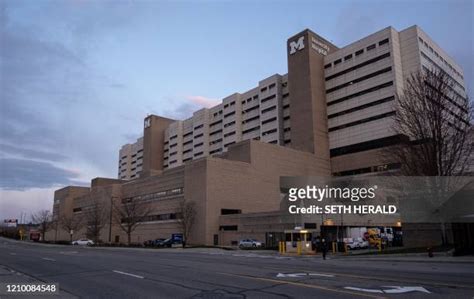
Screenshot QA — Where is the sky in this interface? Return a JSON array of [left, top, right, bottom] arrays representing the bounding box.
[[0, 0, 473, 222]]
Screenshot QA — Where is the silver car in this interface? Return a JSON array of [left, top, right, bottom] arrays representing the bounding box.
[[239, 239, 263, 249], [71, 238, 94, 246]]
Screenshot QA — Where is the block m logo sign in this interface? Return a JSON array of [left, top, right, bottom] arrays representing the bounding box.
[[289, 36, 305, 55]]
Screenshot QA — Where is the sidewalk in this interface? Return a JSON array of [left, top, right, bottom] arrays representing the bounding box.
[[337, 253, 474, 263]]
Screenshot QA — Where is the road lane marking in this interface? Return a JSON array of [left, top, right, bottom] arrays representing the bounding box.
[[218, 272, 386, 299], [41, 257, 56, 261], [59, 251, 78, 255], [9, 253, 16, 255], [344, 286, 431, 294], [113, 270, 144, 279], [260, 266, 474, 290], [382, 286, 430, 294], [277, 272, 335, 278], [345, 287, 384, 294]]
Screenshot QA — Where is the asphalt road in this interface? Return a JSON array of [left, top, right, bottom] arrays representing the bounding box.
[[0, 237, 473, 299]]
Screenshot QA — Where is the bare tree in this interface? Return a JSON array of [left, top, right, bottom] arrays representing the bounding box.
[[31, 210, 52, 242], [84, 198, 107, 244], [386, 68, 473, 246], [178, 200, 196, 247], [59, 214, 84, 242], [388, 68, 472, 176], [113, 198, 154, 246]]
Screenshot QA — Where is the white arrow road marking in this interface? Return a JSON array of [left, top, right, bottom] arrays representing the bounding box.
[[344, 287, 384, 293], [277, 273, 335, 278], [309, 273, 336, 278], [382, 286, 431, 294], [41, 257, 56, 261], [344, 286, 431, 294], [112, 270, 144, 279]]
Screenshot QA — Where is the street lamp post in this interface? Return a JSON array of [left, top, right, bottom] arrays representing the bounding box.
[[109, 196, 116, 243]]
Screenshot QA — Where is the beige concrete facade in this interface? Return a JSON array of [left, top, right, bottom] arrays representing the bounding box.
[[51, 139, 329, 245], [118, 137, 143, 180]]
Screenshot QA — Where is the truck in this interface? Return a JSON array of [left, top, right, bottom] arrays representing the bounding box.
[[344, 227, 369, 249]]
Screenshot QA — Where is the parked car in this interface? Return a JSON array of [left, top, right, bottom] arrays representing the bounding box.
[[356, 237, 369, 249], [345, 238, 358, 250], [71, 239, 94, 246], [344, 237, 368, 250], [155, 238, 182, 248], [144, 238, 166, 247], [239, 239, 263, 249]]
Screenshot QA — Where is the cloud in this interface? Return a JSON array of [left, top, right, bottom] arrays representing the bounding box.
[[0, 158, 83, 190], [0, 143, 68, 162], [185, 95, 220, 108], [163, 102, 200, 120], [0, 187, 57, 222]]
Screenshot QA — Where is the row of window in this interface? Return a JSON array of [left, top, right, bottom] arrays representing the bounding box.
[[328, 111, 396, 132], [418, 37, 463, 80], [327, 81, 394, 106], [260, 82, 277, 93], [325, 38, 389, 70], [326, 67, 392, 94], [330, 135, 402, 157], [328, 96, 395, 119], [122, 212, 180, 224], [333, 163, 401, 176], [420, 52, 466, 93], [325, 52, 390, 82], [121, 187, 184, 204]]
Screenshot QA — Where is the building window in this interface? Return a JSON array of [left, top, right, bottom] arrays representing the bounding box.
[[242, 115, 259, 124], [324, 63, 331, 69], [194, 133, 203, 138], [219, 225, 238, 231], [261, 106, 276, 114], [379, 38, 389, 46], [261, 94, 276, 103], [261, 117, 277, 125], [355, 49, 364, 56], [334, 58, 342, 65], [210, 120, 222, 127], [224, 111, 235, 118], [367, 44, 376, 51], [262, 128, 277, 136], [210, 129, 222, 136], [224, 121, 235, 128], [344, 54, 353, 61], [194, 142, 203, 147], [224, 131, 236, 137], [242, 126, 260, 134]]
